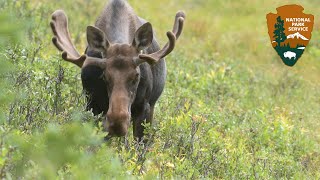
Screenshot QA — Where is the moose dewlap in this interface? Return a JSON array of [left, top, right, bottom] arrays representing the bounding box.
[[50, 0, 185, 140]]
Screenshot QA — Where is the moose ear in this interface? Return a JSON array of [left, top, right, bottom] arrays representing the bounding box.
[[132, 22, 153, 51], [87, 26, 109, 52]]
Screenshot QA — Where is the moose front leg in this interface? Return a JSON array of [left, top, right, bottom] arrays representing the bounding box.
[[132, 102, 152, 141]]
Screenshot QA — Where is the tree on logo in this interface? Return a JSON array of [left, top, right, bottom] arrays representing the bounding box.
[[273, 16, 287, 47]]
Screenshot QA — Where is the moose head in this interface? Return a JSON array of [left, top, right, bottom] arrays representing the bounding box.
[[50, 0, 185, 139]]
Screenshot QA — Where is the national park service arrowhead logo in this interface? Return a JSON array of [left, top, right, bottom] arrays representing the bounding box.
[[266, 5, 314, 66]]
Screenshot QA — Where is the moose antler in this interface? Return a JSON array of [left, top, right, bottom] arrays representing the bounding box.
[[50, 10, 86, 68], [138, 11, 185, 65]]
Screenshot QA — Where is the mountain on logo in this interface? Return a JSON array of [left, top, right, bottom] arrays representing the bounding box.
[[287, 32, 309, 40]]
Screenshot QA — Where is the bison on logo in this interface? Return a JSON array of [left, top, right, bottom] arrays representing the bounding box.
[[266, 4, 314, 66]]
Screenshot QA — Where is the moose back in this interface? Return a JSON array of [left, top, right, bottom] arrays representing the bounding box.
[[50, 0, 185, 139]]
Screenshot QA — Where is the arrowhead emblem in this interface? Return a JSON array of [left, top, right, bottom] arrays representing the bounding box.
[[266, 4, 314, 66]]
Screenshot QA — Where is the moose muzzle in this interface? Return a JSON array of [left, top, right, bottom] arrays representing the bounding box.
[[104, 92, 131, 136]]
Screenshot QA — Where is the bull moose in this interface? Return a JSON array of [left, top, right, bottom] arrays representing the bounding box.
[[50, 0, 185, 140]]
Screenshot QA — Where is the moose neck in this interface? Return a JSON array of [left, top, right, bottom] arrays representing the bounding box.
[[95, 0, 139, 44]]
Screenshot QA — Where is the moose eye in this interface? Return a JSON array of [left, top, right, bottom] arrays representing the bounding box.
[[130, 73, 139, 84], [103, 73, 112, 83]]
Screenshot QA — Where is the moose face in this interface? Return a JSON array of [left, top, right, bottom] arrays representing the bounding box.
[[101, 45, 141, 136], [83, 24, 153, 136]]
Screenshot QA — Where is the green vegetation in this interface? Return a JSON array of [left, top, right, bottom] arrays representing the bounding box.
[[1, 0, 320, 179]]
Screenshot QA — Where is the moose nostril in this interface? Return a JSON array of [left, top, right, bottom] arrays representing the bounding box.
[[106, 121, 128, 137], [105, 111, 130, 137], [107, 121, 114, 127]]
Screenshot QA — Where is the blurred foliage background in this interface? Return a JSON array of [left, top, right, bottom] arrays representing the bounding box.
[[0, 0, 319, 179]]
